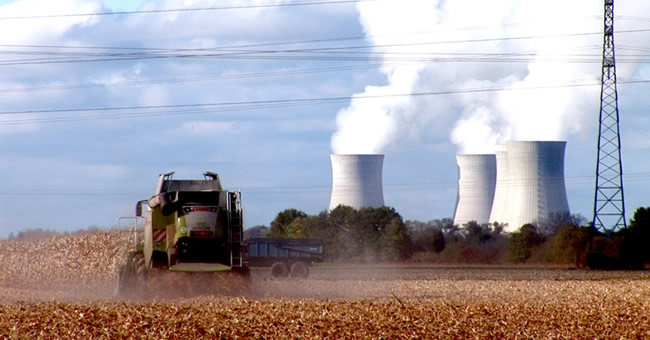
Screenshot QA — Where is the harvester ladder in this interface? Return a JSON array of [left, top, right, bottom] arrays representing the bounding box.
[[227, 190, 244, 268]]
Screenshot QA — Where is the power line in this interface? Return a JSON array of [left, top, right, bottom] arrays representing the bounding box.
[[0, 14, 604, 53], [0, 79, 623, 115], [3, 79, 650, 126], [0, 46, 636, 95], [617, 15, 650, 22], [0, 0, 372, 20], [10, 53, 646, 95], [0, 63, 389, 94], [0, 35, 368, 53], [4, 171, 650, 197], [2, 28, 650, 67]]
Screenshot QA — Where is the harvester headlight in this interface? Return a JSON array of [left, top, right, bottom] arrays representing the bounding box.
[[180, 227, 188, 234]]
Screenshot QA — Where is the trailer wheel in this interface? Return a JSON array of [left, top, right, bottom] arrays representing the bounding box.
[[270, 262, 288, 278], [290, 261, 309, 278]]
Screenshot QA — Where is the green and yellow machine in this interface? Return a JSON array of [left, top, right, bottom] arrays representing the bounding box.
[[115, 171, 249, 297]]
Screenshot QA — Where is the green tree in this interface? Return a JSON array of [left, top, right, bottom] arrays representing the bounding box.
[[619, 207, 650, 268], [363, 206, 410, 261], [547, 225, 592, 265], [379, 218, 411, 261], [328, 205, 360, 259], [327, 205, 411, 261], [407, 220, 446, 253], [302, 211, 342, 260], [461, 221, 495, 245], [268, 208, 307, 238], [507, 224, 545, 263], [538, 212, 586, 236], [285, 217, 308, 238], [267, 205, 413, 262], [431, 228, 446, 253]]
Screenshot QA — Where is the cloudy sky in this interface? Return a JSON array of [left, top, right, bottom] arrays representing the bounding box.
[[1, 0, 650, 238]]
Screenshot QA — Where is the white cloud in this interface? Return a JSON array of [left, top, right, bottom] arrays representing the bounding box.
[[277, 119, 333, 133], [0, 0, 101, 44], [138, 85, 170, 107], [178, 120, 234, 135], [626, 132, 650, 150], [0, 155, 131, 188]]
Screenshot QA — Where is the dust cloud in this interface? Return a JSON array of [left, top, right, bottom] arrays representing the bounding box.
[[1, 230, 648, 304]]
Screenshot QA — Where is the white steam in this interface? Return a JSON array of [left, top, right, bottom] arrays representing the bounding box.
[[331, 0, 442, 154], [332, 0, 650, 155]]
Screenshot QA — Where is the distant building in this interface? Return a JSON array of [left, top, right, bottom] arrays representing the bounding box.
[[329, 154, 384, 210], [453, 154, 497, 226]]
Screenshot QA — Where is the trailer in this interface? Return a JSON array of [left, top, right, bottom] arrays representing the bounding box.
[[245, 238, 324, 278]]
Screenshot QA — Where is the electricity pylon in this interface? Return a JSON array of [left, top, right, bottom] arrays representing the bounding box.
[[593, 0, 626, 235]]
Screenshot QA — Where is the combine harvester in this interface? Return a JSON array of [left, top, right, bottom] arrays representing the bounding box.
[[115, 171, 248, 298]]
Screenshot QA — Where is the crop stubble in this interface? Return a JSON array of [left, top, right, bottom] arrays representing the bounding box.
[[0, 230, 648, 338]]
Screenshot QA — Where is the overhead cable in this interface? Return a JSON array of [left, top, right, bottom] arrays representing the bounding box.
[[0, 0, 372, 20], [3, 79, 650, 126]]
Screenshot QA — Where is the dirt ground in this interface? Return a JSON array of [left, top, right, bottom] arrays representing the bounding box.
[[1, 231, 648, 338]]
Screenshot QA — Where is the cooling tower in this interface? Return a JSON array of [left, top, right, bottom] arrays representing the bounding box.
[[329, 154, 384, 210], [452, 154, 497, 226], [497, 141, 570, 232], [488, 144, 509, 225]]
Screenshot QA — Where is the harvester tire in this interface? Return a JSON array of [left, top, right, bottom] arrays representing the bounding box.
[[270, 262, 288, 278], [114, 251, 149, 299], [132, 252, 151, 298], [290, 261, 309, 278], [114, 265, 130, 298], [115, 252, 137, 298]]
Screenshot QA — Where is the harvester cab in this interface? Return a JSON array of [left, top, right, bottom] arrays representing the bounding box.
[[115, 171, 249, 297]]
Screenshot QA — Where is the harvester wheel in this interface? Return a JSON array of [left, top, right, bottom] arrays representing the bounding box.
[[115, 252, 137, 298], [132, 252, 150, 297], [290, 261, 309, 278], [114, 265, 131, 297], [270, 262, 288, 278], [114, 251, 149, 299]]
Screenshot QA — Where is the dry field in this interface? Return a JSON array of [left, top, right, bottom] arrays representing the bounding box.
[[0, 230, 648, 339]]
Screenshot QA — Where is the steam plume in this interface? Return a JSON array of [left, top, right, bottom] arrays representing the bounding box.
[[332, 0, 650, 155]]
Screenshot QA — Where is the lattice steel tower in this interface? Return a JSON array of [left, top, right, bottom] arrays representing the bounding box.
[[593, 0, 626, 234]]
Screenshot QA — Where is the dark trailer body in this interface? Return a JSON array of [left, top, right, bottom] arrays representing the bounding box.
[[245, 238, 324, 278]]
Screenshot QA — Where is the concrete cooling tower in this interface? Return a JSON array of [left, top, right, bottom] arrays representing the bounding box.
[[489, 144, 510, 226], [452, 154, 497, 226], [490, 141, 570, 232], [329, 154, 384, 210]]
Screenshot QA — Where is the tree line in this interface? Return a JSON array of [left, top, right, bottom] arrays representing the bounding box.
[[245, 205, 650, 268]]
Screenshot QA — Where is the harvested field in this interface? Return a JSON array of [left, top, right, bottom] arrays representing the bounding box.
[[0, 230, 648, 338]]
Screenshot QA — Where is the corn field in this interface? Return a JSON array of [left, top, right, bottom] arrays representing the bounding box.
[[0, 230, 648, 338]]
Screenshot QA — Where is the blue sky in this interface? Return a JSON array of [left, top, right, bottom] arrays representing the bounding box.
[[1, 0, 650, 238]]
